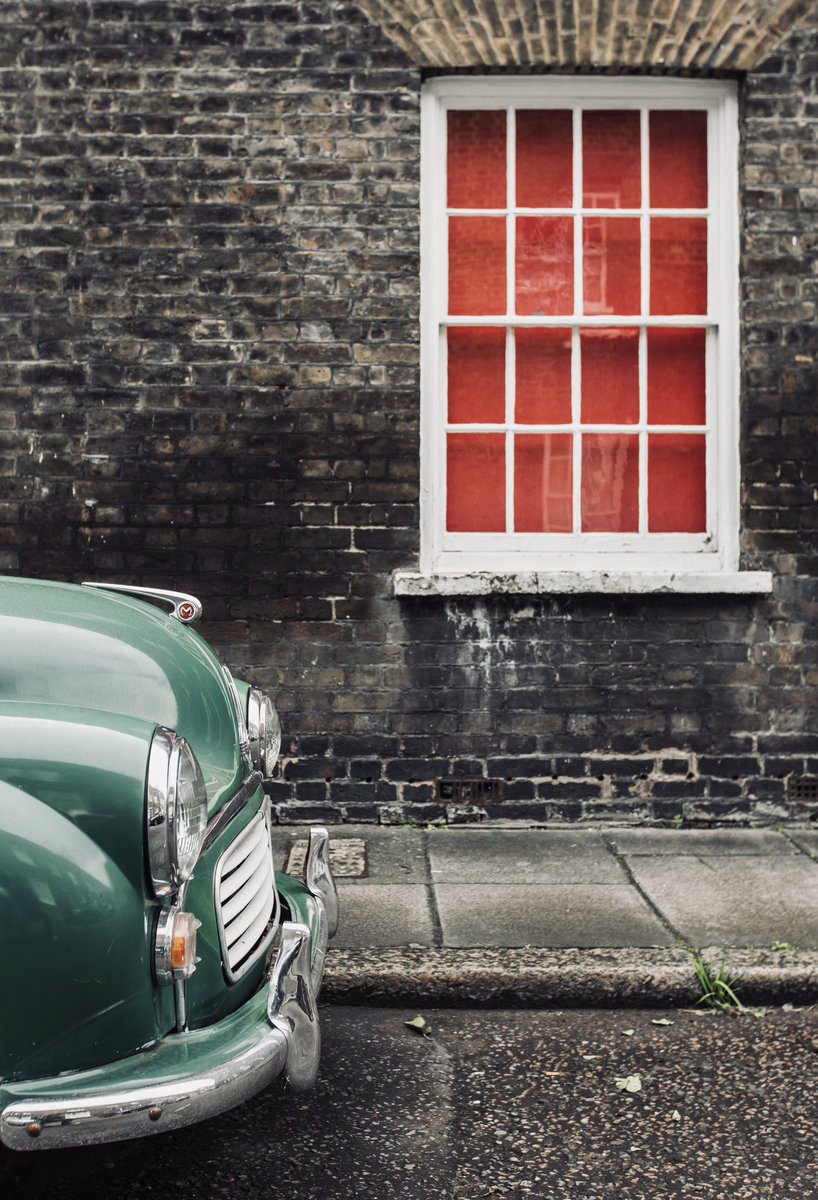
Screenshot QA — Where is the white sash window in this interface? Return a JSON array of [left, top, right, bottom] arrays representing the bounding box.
[[397, 77, 771, 596]]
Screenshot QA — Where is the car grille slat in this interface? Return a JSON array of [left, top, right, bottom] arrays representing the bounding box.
[[219, 834, 269, 904], [215, 802, 279, 979], [221, 852, 274, 932]]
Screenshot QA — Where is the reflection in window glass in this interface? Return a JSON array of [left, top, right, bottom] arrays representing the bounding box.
[[448, 328, 506, 424], [649, 435, 706, 532], [516, 217, 574, 315], [650, 218, 707, 315], [447, 434, 505, 532], [584, 218, 641, 315], [582, 434, 639, 532], [581, 329, 639, 424], [516, 329, 572, 424], [516, 110, 573, 208], [583, 110, 641, 209], [515, 435, 573, 532], [449, 217, 506, 315], [447, 110, 506, 209], [647, 329, 706, 425], [650, 112, 707, 209]]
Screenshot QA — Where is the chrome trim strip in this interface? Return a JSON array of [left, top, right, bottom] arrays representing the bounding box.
[[201, 771, 263, 855], [82, 582, 203, 624], [304, 826, 339, 940], [222, 667, 253, 771]]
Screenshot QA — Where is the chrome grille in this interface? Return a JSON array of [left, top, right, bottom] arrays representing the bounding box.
[[215, 801, 279, 980]]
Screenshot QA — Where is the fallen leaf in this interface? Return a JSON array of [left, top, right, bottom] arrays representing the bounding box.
[[652, 1019, 673, 1026], [615, 1075, 642, 1093], [404, 1015, 433, 1038], [622, 1029, 635, 1037]]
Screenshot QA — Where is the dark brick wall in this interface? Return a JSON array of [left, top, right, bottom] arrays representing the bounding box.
[[1, 4, 817, 825]]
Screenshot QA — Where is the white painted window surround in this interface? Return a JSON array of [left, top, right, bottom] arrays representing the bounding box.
[[394, 77, 772, 598]]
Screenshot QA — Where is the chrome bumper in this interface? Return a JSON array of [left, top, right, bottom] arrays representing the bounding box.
[[0, 828, 339, 1152]]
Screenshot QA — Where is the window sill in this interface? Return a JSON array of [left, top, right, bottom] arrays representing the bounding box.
[[393, 569, 774, 597]]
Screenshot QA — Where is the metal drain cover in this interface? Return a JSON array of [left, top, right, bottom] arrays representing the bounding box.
[[284, 837, 367, 878]]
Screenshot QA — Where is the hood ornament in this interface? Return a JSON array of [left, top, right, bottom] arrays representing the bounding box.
[[82, 582, 203, 624]]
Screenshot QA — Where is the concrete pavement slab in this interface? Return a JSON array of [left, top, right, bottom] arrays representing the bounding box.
[[428, 828, 625, 883], [609, 828, 798, 856], [627, 855, 818, 947], [787, 830, 818, 857], [333, 883, 436, 948], [435, 883, 672, 948]]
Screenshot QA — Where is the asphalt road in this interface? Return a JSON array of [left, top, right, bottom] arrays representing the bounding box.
[[3, 1005, 818, 1200]]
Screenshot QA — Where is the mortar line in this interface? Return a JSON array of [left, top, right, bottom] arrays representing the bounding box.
[[601, 832, 687, 946]]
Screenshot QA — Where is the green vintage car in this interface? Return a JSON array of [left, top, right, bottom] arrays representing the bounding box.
[[0, 575, 338, 1151]]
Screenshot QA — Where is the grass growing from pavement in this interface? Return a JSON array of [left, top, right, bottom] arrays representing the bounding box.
[[691, 953, 747, 1012]]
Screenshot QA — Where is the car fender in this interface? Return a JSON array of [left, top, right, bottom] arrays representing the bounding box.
[[0, 704, 157, 894], [0, 779, 157, 1083]]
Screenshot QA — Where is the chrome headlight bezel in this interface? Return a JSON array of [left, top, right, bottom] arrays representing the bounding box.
[[146, 727, 208, 897], [246, 687, 281, 779]]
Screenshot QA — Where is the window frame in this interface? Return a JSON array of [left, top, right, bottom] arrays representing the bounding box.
[[401, 76, 770, 596]]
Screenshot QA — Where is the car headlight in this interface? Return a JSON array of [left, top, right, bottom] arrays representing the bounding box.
[[146, 727, 208, 897], [246, 687, 281, 778]]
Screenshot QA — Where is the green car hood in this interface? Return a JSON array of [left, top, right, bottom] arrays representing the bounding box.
[[0, 576, 244, 814]]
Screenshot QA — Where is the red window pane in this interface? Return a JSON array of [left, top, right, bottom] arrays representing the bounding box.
[[581, 434, 638, 532], [647, 328, 706, 425], [650, 218, 707, 315], [448, 327, 506, 424], [516, 216, 573, 316], [648, 435, 706, 532], [583, 217, 640, 315], [515, 328, 572, 424], [516, 110, 573, 208], [583, 111, 641, 209], [447, 434, 505, 532], [515, 435, 573, 532], [649, 111, 707, 209], [581, 329, 639, 424], [447, 110, 507, 209], [449, 217, 506, 315]]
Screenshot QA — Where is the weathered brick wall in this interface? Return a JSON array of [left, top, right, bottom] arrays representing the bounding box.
[[1, 4, 817, 825]]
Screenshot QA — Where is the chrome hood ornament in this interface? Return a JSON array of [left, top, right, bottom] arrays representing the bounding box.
[[82, 582, 203, 624]]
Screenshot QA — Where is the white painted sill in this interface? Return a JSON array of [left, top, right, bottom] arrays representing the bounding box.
[[393, 569, 774, 597]]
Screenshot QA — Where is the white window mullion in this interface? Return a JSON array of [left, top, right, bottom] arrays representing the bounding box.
[[506, 106, 516, 533], [572, 107, 583, 535], [639, 106, 650, 535], [638, 327, 648, 535]]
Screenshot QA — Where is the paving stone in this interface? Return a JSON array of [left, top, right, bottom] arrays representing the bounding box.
[[272, 824, 430, 884], [628, 856, 818, 948], [609, 829, 798, 857], [787, 830, 818, 858], [428, 829, 625, 883], [333, 883, 436, 948], [434, 884, 672, 948]]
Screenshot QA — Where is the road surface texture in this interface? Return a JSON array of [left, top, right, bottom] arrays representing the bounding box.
[[3, 1005, 817, 1200]]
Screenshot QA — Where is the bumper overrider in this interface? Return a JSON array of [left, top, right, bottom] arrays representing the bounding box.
[[0, 828, 339, 1152]]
